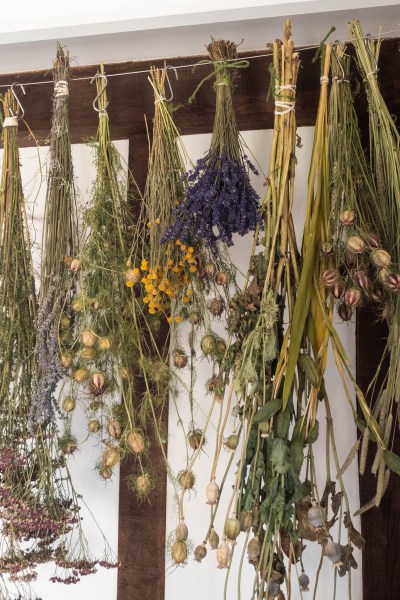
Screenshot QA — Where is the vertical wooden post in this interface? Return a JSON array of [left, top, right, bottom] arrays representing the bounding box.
[[117, 134, 168, 600], [356, 309, 400, 599]]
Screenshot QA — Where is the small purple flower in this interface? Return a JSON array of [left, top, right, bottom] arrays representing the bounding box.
[[161, 153, 261, 247]]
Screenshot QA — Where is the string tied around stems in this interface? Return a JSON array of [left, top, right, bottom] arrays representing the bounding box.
[[54, 79, 69, 98], [274, 83, 296, 115], [2, 116, 18, 127], [188, 59, 249, 103], [320, 75, 329, 84]]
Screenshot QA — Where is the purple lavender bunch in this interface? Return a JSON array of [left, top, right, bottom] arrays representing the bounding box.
[[162, 39, 261, 248], [161, 153, 261, 247]]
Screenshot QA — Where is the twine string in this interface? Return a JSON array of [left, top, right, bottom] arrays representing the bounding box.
[[274, 84, 296, 115], [3, 116, 18, 127], [54, 80, 69, 98]]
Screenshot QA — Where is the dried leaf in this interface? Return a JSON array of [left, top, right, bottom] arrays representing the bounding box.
[[321, 480, 336, 508], [280, 528, 305, 562], [331, 491, 343, 517], [343, 512, 365, 549]]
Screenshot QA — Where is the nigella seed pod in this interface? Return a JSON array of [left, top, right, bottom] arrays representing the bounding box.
[[188, 429, 205, 450], [239, 510, 253, 531], [344, 287, 362, 307], [60, 315, 71, 330], [103, 446, 120, 468], [345, 250, 357, 269], [371, 248, 392, 268], [208, 528, 219, 549], [173, 349, 188, 369], [320, 241, 334, 256], [321, 269, 339, 287], [194, 543, 207, 562], [178, 469, 195, 490], [88, 419, 101, 434], [371, 289, 383, 303], [206, 480, 220, 505], [175, 521, 188, 541], [346, 235, 366, 254], [385, 273, 400, 291], [204, 263, 216, 277], [208, 297, 225, 317], [100, 466, 112, 480], [215, 272, 228, 286], [268, 581, 280, 597], [365, 233, 380, 248], [60, 352, 73, 369], [299, 570, 310, 592], [62, 396, 76, 412], [201, 334, 216, 356], [73, 368, 90, 383], [224, 517, 241, 543], [247, 535, 261, 564], [92, 372, 105, 390], [70, 258, 81, 272], [71, 297, 84, 312], [126, 431, 145, 454], [353, 269, 369, 290], [80, 347, 97, 361], [171, 540, 188, 565], [189, 311, 200, 325], [339, 209, 355, 225], [307, 502, 326, 528], [377, 267, 391, 284], [108, 420, 122, 439], [81, 329, 96, 347], [216, 540, 231, 569], [338, 302, 353, 322], [324, 538, 342, 565], [330, 282, 345, 299], [98, 338, 111, 350], [224, 434, 239, 451]]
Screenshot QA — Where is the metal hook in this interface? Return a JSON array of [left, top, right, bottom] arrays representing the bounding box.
[[332, 41, 349, 83], [9, 82, 26, 119], [161, 66, 179, 102], [90, 72, 109, 113], [364, 33, 379, 75]]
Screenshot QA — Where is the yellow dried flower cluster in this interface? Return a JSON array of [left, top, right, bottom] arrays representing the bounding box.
[[125, 243, 197, 316]]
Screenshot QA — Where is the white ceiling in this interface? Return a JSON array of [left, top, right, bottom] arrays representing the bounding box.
[[0, 1, 398, 73]]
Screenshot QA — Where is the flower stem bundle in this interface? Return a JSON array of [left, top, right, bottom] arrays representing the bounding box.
[[30, 44, 79, 429], [349, 20, 400, 490], [64, 62, 141, 478], [162, 39, 261, 247]]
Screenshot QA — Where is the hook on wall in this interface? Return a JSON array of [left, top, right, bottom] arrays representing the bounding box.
[[9, 82, 26, 119], [332, 40, 349, 83], [161, 65, 179, 102], [91, 72, 109, 113], [364, 33, 379, 76]]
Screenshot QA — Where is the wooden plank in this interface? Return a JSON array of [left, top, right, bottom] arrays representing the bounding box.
[[0, 38, 398, 147], [356, 309, 400, 600], [117, 133, 168, 600]]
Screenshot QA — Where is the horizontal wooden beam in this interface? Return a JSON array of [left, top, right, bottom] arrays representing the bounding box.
[[1, 38, 398, 147]]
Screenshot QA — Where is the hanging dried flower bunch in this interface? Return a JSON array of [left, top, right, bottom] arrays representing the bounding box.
[[30, 43, 79, 429], [162, 39, 261, 247]]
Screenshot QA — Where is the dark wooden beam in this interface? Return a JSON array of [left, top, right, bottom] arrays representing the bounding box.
[[0, 38, 398, 148], [356, 309, 400, 600], [117, 133, 168, 600]]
